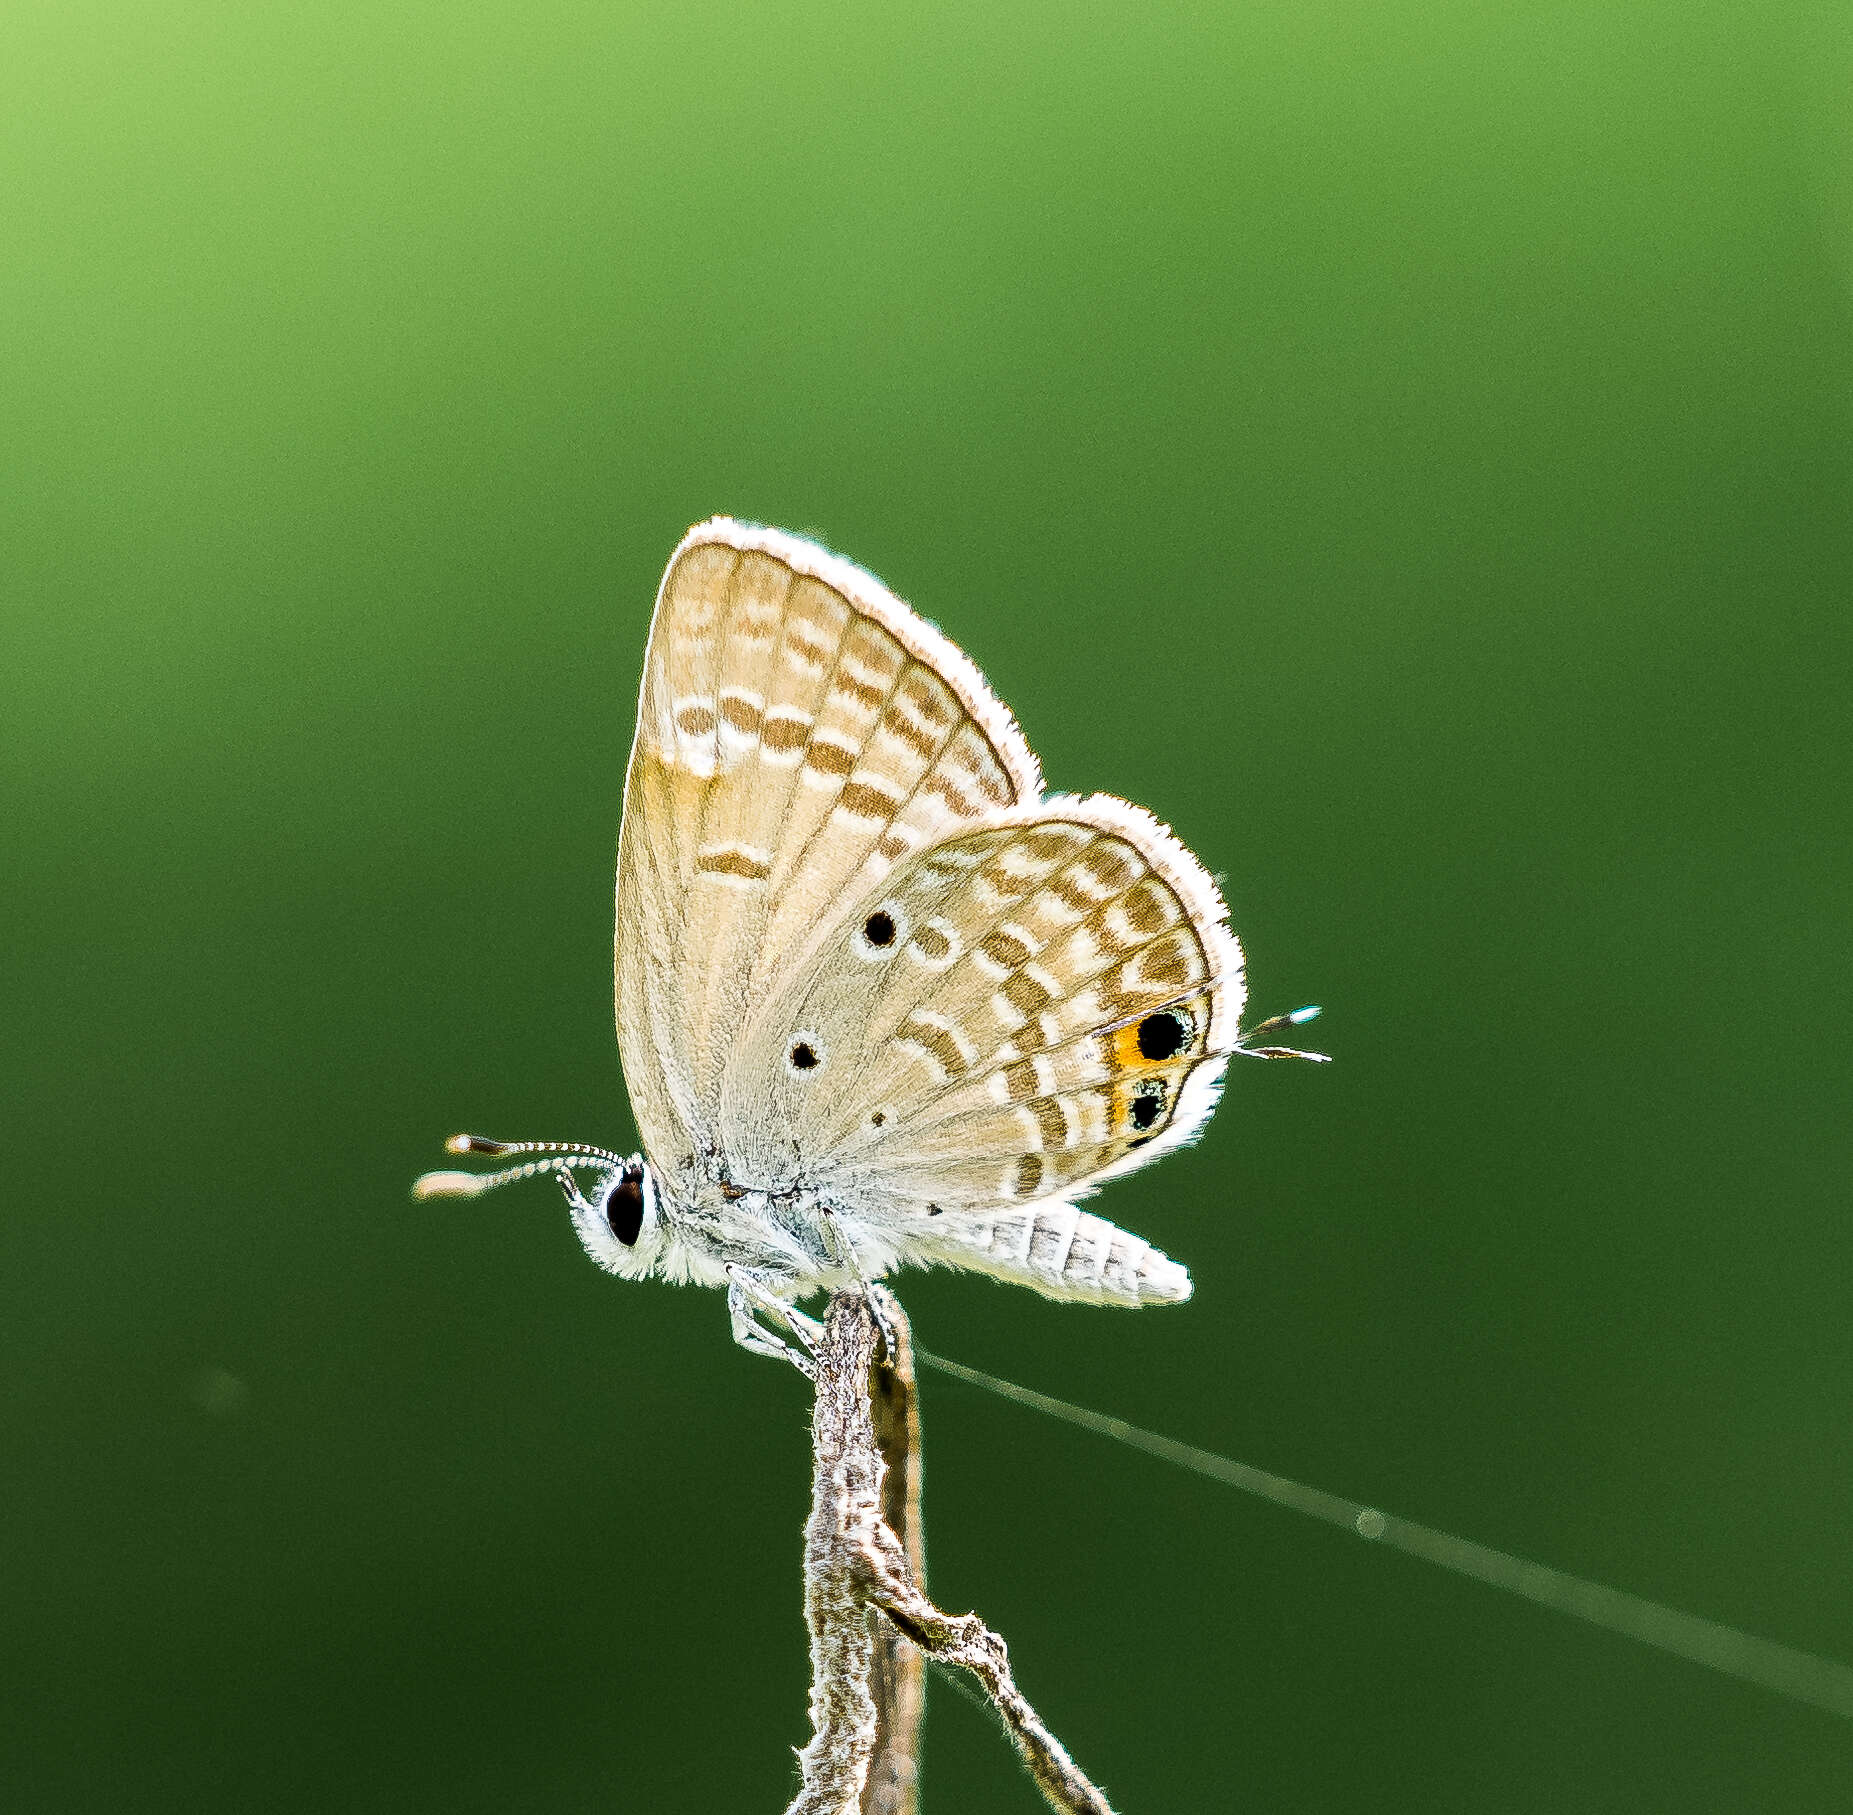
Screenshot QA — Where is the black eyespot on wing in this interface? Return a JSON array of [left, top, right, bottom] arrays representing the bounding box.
[[791, 1040, 819, 1070], [870, 1109, 887, 1127], [864, 910, 896, 947], [605, 1171, 645, 1245], [1130, 1092, 1163, 1131], [927, 1203, 943, 1217], [1136, 1011, 1187, 1061]]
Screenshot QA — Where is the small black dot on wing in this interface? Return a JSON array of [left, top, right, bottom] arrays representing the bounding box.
[[864, 910, 896, 946], [790, 1040, 819, 1071]]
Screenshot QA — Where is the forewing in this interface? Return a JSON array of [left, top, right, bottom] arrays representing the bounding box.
[[615, 518, 1042, 1173], [722, 794, 1244, 1206]]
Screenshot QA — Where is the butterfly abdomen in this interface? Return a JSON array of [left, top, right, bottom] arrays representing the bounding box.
[[936, 1202, 1191, 1307]]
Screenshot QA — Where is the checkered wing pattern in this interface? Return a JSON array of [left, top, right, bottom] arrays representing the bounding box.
[[615, 519, 1042, 1176], [723, 795, 1244, 1215]]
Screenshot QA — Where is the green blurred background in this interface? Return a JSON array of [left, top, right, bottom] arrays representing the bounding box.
[[5, 1, 1852, 1808]]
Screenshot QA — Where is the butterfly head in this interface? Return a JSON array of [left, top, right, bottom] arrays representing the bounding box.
[[571, 1154, 667, 1278], [413, 1135, 668, 1281]]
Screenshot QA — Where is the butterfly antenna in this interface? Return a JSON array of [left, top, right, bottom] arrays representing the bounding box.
[[1233, 1003, 1329, 1062], [412, 1134, 628, 1200], [916, 1348, 1853, 1721]]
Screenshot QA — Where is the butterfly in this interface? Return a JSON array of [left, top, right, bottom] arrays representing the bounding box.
[[416, 518, 1323, 1364]]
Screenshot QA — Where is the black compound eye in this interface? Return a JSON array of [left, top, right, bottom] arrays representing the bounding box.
[[863, 910, 897, 948], [1136, 1011, 1188, 1061], [605, 1168, 646, 1245]]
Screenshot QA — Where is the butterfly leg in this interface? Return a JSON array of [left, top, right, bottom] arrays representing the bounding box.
[[812, 1205, 904, 1357], [864, 1281, 905, 1365], [726, 1266, 824, 1377]]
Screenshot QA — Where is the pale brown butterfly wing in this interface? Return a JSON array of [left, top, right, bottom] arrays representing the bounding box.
[[615, 519, 1042, 1176], [720, 795, 1244, 1214]]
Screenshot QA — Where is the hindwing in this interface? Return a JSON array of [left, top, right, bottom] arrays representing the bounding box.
[[719, 794, 1245, 1211]]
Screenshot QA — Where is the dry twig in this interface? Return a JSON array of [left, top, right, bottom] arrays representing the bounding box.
[[784, 1291, 1117, 1815], [864, 1288, 925, 1815]]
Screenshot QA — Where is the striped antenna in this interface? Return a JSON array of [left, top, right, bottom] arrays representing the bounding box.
[[412, 1134, 627, 1201]]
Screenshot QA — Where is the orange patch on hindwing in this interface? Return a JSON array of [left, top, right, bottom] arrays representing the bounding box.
[[1098, 1001, 1207, 1143]]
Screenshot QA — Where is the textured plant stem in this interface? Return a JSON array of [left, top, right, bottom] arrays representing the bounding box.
[[784, 1292, 1117, 1815], [786, 1298, 884, 1815], [864, 1286, 925, 1815]]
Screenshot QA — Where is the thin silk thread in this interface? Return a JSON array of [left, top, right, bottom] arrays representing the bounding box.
[[916, 1348, 1853, 1722]]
